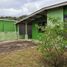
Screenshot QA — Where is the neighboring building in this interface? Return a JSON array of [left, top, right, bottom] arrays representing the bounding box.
[[0, 19, 17, 41], [16, 1, 67, 40]]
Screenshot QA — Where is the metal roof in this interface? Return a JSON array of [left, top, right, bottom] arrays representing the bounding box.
[[0, 19, 16, 22], [16, 0, 67, 24]]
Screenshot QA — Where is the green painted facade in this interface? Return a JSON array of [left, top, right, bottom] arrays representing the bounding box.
[[0, 20, 18, 41], [32, 7, 64, 40], [0, 20, 16, 32], [17, 6, 67, 40], [32, 23, 44, 40], [47, 7, 64, 27], [0, 6, 67, 41]]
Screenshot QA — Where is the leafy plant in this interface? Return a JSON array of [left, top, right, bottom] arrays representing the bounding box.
[[38, 18, 66, 67]]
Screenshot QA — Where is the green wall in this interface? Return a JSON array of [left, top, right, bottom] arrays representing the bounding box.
[[0, 20, 18, 41], [32, 23, 44, 40], [47, 7, 64, 26], [0, 20, 16, 32], [32, 7, 64, 40]]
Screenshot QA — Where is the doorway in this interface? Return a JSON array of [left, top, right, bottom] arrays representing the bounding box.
[[19, 23, 32, 39], [19, 23, 25, 39], [27, 23, 32, 39]]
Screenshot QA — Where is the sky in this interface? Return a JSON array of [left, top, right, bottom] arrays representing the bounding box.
[[0, 0, 67, 17]]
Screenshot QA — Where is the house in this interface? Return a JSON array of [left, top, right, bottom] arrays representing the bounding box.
[[0, 19, 17, 41], [16, 1, 67, 40]]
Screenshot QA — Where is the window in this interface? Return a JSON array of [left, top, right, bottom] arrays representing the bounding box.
[[35, 14, 47, 33], [64, 15, 67, 28], [27, 23, 32, 39], [38, 21, 46, 33], [64, 15, 67, 21]]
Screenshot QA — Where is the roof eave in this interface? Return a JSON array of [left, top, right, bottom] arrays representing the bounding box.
[[16, 1, 67, 24]]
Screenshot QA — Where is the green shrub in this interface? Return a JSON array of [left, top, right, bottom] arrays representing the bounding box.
[[38, 18, 66, 67]]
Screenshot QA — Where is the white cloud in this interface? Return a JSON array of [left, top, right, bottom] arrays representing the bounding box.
[[19, 0, 67, 16], [0, 8, 21, 16], [0, 0, 41, 17], [0, 0, 67, 17]]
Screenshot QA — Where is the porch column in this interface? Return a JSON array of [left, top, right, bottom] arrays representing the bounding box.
[[25, 22, 28, 39]]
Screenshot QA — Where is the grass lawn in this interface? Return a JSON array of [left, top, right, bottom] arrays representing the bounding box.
[[0, 47, 44, 67]]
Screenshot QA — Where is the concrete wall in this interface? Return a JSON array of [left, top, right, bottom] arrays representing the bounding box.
[[0, 20, 18, 41], [47, 7, 64, 26]]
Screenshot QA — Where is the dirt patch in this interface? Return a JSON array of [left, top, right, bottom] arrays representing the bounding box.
[[0, 40, 37, 53]]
